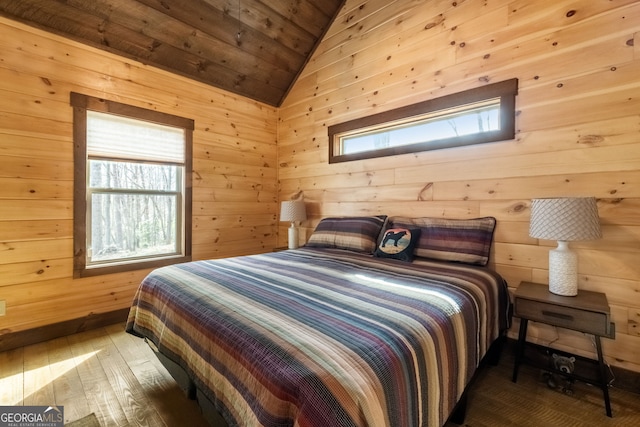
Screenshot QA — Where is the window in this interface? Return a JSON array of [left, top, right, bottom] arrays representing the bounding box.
[[328, 78, 518, 163], [71, 93, 193, 277]]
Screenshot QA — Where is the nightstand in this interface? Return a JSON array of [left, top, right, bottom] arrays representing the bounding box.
[[512, 281, 615, 417]]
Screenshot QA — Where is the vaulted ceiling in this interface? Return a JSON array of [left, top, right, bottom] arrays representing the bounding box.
[[0, 0, 345, 106]]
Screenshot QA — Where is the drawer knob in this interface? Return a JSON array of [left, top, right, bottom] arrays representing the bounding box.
[[542, 310, 574, 321]]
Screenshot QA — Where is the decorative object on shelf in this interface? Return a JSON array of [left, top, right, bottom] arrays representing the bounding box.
[[529, 197, 602, 296], [280, 200, 307, 249], [542, 353, 576, 395]]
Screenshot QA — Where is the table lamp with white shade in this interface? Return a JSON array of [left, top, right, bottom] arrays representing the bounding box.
[[529, 197, 602, 296], [280, 200, 307, 249]]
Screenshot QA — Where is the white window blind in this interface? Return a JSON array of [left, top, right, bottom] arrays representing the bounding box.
[[87, 110, 185, 163]]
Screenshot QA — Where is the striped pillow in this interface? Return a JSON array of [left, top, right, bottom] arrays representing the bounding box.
[[387, 216, 496, 265], [305, 215, 387, 254]]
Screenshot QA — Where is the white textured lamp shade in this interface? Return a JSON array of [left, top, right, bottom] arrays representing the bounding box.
[[529, 197, 602, 296], [280, 200, 307, 249]]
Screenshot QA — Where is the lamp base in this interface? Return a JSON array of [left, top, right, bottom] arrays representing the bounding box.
[[288, 223, 299, 249], [548, 241, 578, 296]]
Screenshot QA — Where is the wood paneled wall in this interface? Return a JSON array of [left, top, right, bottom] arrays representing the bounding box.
[[0, 18, 278, 335], [278, 0, 640, 373]]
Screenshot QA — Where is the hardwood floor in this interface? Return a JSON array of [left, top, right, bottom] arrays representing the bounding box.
[[0, 323, 208, 427], [444, 349, 640, 427], [1, 324, 639, 426]]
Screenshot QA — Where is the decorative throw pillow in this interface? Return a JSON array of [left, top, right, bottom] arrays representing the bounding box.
[[305, 215, 387, 254], [374, 227, 421, 262], [387, 216, 497, 266]]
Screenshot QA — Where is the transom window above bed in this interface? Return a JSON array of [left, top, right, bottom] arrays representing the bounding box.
[[328, 78, 518, 163], [71, 93, 194, 278]]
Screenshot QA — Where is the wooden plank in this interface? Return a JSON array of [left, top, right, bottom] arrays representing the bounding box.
[[193, 213, 277, 230], [46, 337, 92, 423], [194, 149, 278, 170], [22, 341, 55, 406], [0, 92, 70, 123], [0, 112, 71, 139], [66, 329, 129, 427], [193, 237, 277, 259], [506, 0, 640, 29], [281, 169, 395, 193], [104, 323, 210, 427], [0, 239, 72, 265], [569, 276, 640, 309], [194, 139, 277, 165], [193, 175, 277, 193], [193, 201, 277, 216], [0, 155, 73, 181], [299, 183, 434, 203], [519, 83, 640, 133], [460, 1, 640, 64], [195, 124, 277, 147], [0, 131, 72, 162], [492, 220, 534, 245], [0, 309, 129, 353], [518, 59, 640, 109], [0, 199, 72, 221], [86, 325, 167, 426], [396, 144, 640, 184], [305, 200, 480, 219], [0, 294, 134, 334], [0, 258, 72, 286], [193, 187, 276, 204], [194, 161, 277, 181], [0, 219, 72, 242], [580, 248, 640, 282], [433, 170, 640, 201], [0, 178, 72, 200], [502, 242, 640, 284], [0, 275, 142, 333], [0, 347, 24, 405], [191, 224, 276, 246]]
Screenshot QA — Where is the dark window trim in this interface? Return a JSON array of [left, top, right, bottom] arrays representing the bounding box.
[[328, 78, 518, 163], [71, 92, 194, 278]]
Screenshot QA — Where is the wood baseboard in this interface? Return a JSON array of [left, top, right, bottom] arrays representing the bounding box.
[[0, 308, 130, 352]]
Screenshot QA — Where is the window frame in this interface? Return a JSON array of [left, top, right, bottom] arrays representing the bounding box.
[[328, 78, 518, 163], [71, 93, 194, 278]]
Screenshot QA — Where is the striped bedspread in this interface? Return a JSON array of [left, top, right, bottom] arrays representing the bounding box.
[[126, 248, 510, 427]]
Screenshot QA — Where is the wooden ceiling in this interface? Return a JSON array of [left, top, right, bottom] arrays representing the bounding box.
[[0, 0, 345, 106]]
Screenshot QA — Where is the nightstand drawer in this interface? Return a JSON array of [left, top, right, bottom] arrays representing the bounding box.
[[515, 299, 610, 336]]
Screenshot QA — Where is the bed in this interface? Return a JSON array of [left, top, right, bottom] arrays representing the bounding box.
[[126, 215, 511, 427]]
